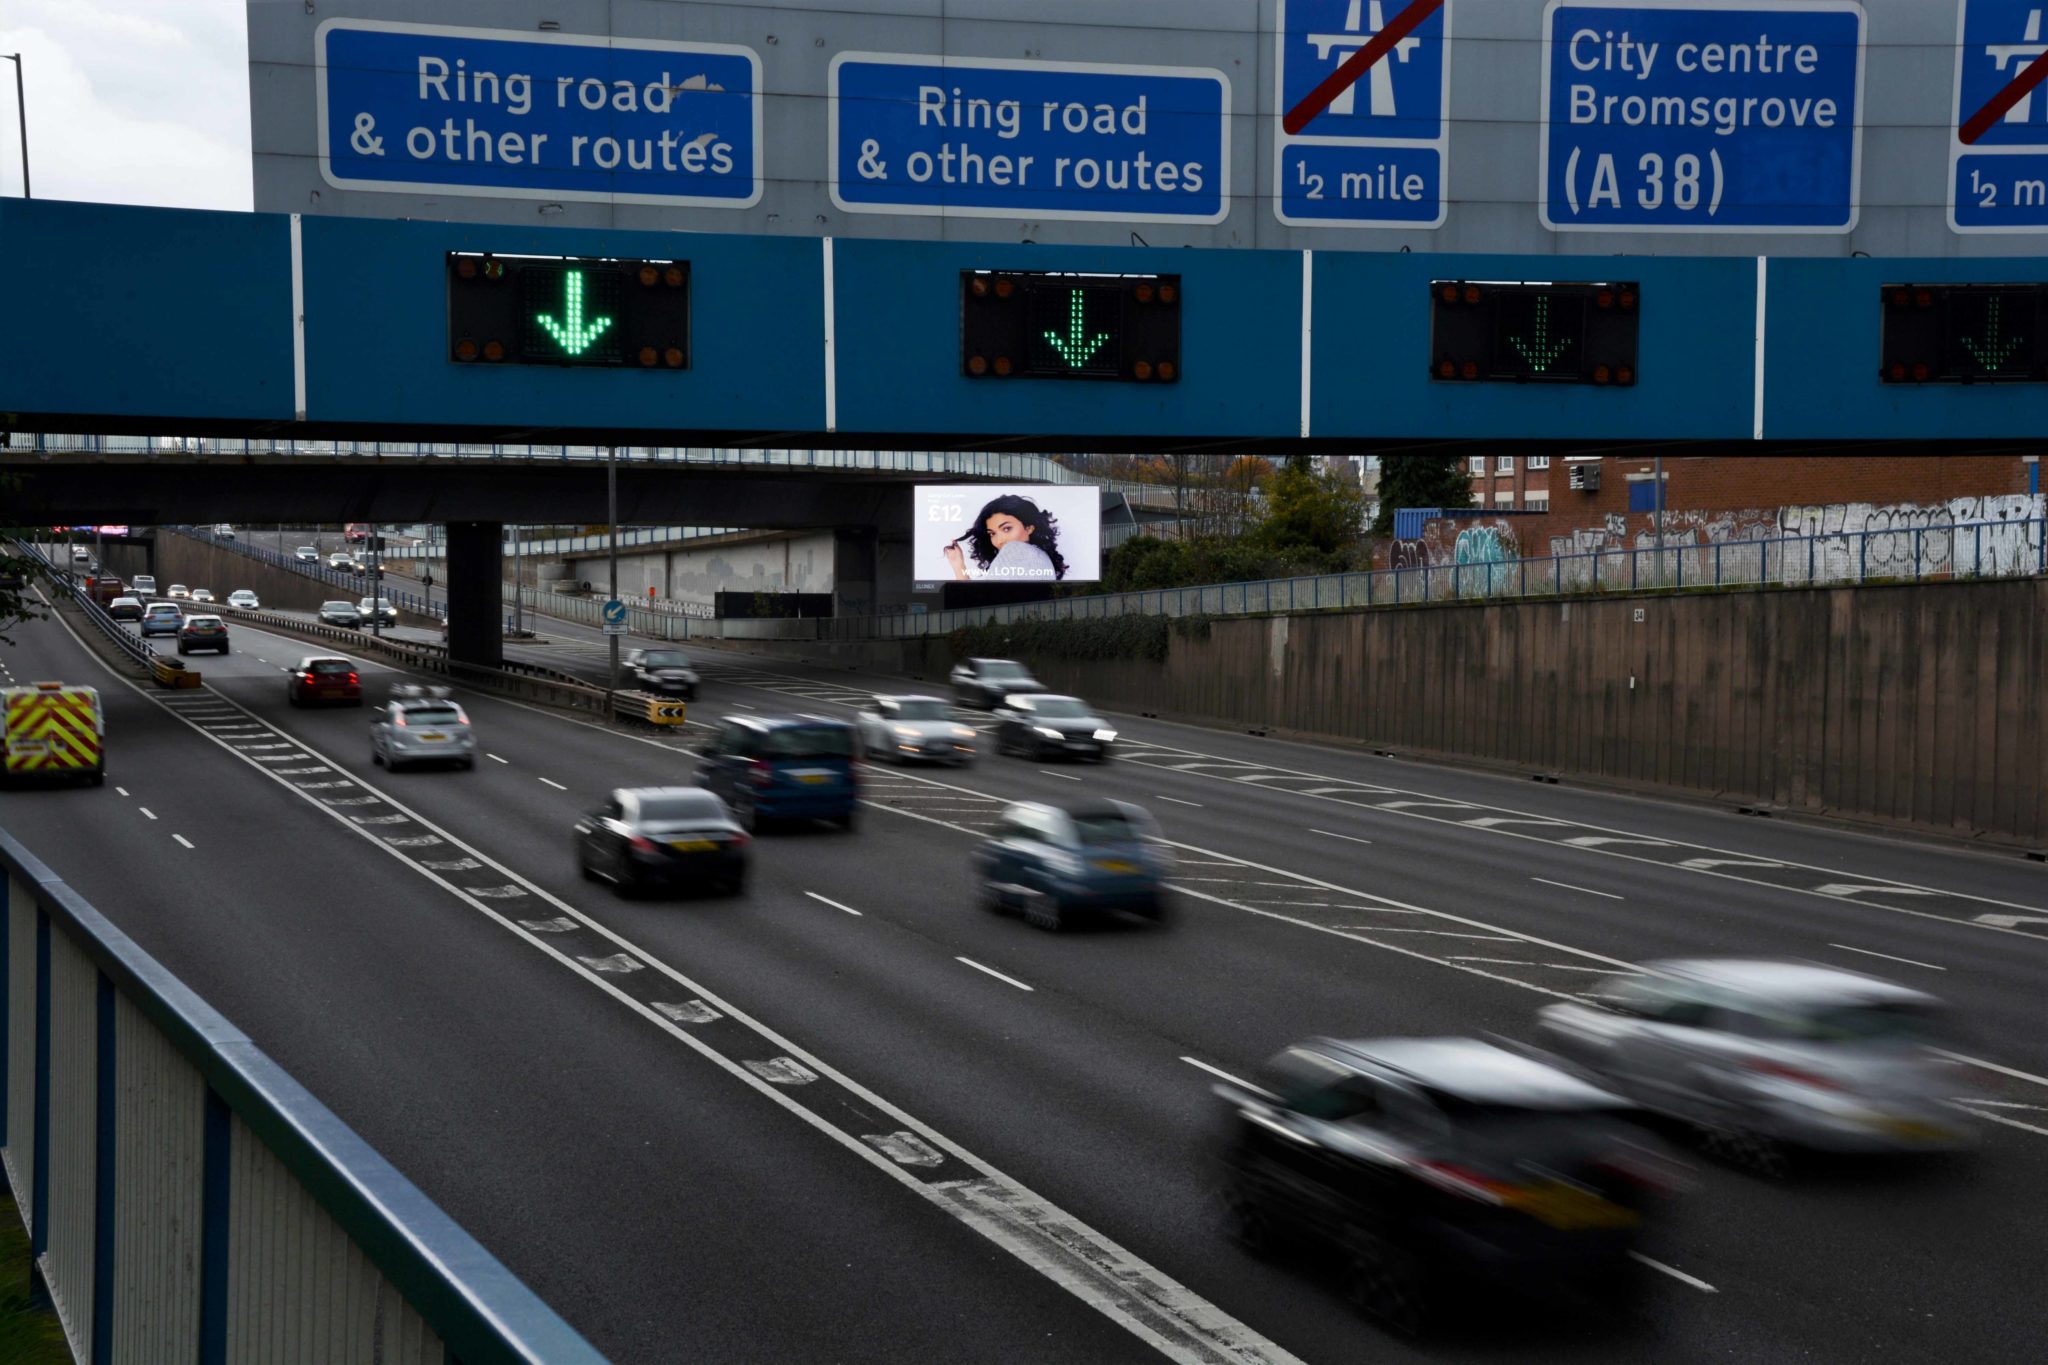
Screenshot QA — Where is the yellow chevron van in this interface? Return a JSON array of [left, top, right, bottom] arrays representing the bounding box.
[[2, 682, 106, 786]]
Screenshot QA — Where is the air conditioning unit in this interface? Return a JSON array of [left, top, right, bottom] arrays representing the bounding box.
[[1568, 464, 1602, 491]]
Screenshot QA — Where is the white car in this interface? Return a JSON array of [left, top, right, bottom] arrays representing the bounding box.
[[227, 590, 261, 611], [189, 588, 216, 604], [213, 524, 236, 539], [855, 694, 979, 766], [131, 574, 157, 596], [294, 546, 320, 563]]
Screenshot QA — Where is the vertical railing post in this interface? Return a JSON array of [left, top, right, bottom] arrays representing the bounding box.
[[1914, 528, 1922, 581], [1859, 528, 1867, 582], [29, 909, 51, 1307], [1715, 542, 1722, 586], [1975, 523, 1983, 579], [1631, 546, 1638, 593], [1807, 534, 1815, 584], [93, 971, 116, 1365], [198, 1088, 230, 1365]]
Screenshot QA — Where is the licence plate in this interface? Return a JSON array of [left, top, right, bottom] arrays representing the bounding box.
[[794, 772, 832, 785], [418, 733, 449, 742], [10, 739, 47, 755], [1093, 860, 1137, 874], [1511, 1184, 1639, 1231], [669, 840, 716, 852]]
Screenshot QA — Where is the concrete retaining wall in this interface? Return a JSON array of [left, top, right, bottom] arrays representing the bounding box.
[[713, 579, 2048, 847]]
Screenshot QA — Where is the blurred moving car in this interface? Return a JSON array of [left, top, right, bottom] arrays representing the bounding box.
[[855, 694, 977, 766], [166, 584, 190, 599], [227, 590, 261, 611], [1536, 960, 1975, 1174], [106, 595, 144, 622], [991, 694, 1117, 762], [69, 547, 93, 567], [327, 552, 360, 573], [575, 787, 748, 896], [622, 647, 700, 700], [345, 523, 370, 543], [975, 799, 1169, 930], [694, 716, 859, 832], [176, 614, 230, 655], [950, 657, 1046, 710], [371, 685, 475, 771], [130, 574, 157, 597], [1215, 1037, 1667, 1336], [357, 596, 399, 626], [213, 524, 236, 540], [139, 602, 183, 637], [295, 545, 320, 562], [189, 588, 216, 604], [287, 656, 362, 706], [318, 600, 365, 628]]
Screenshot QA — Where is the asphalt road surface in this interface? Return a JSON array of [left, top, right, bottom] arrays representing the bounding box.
[[4, 592, 2046, 1363]]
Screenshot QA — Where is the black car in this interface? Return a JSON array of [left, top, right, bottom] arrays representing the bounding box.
[[1215, 1037, 1669, 1337], [623, 647, 701, 699], [317, 600, 365, 628], [949, 657, 1046, 710], [575, 787, 748, 896], [991, 694, 1116, 762]]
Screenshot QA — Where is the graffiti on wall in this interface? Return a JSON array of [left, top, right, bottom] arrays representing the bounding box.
[[1453, 524, 1516, 595]]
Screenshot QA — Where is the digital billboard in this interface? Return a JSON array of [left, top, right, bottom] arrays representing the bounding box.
[[913, 485, 1101, 589]]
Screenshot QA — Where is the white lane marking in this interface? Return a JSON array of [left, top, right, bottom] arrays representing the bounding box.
[[487, 753, 508, 764], [516, 918, 579, 933], [538, 777, 568, 791], [1815, 883, 1939, 898], [172, 834, 194, 850], [1679, 857, 1786, 871], [1037, 769, 1083, 781], [1155, 795, 1203, 808], [1333, 926, 1522, 942], [114, 786, 129, 797], [1564, 835, 1671, 848], [652, 1000, 722, 1024], [1628, 1252, 1716, 1293], [745, 1057, 821, 1086], [805, 892, 863, 917], [1452, 957, 1633, 974], [957, 957, 1034, 992], [138, 808, 157, 820], [1827, 943, 1946, 971], [1936, 1050, 2048, 1091], [1531, 877, 1626, 901], [1955, 1104, 2048, 1139], [1960, 1099, 2048, 1112], [1464, 816, 1571, 828], [1180, 1056, 1269, 1095], [1310, 829, 1373, 846], [864, 1131, 946, 1168], [1974, 912, 2048, 929], [576, 953, 645, 974]]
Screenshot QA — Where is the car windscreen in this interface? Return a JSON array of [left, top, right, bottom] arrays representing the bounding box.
[[184, 617, 222, 627], [642, 651, 691, 668], [894, 700, 950, 720], [322, 602, 354, 611], [309, 660, 353, 675], [401, 707, 462, 725], [1072, 812, 1144, 846], [633, 794, 723, 825], [761, 726, 854, 759], [1769, 1002, 1948, 1045], [980, 662, 1031, 679], [1029, 699, 1091, 719], [146, 606, 180, 617]]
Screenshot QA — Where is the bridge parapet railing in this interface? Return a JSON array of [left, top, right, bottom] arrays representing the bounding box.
[[1, 829, 605, 1365]]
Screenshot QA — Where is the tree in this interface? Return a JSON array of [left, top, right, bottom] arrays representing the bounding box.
[[1, 474, 55, 646], [1370, 454, 1475, 538], [1252, 460, 1366, 568]]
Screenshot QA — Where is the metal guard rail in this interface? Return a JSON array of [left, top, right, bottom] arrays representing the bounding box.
[[10, 541, 157, 674], [0, 827, 606, 1364]]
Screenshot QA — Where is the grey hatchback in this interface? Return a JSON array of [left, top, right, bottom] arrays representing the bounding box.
[[974, 799, 1169, 930], [370, 686, 476, 771]]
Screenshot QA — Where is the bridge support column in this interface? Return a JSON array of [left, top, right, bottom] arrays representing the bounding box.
[[833, 527, 877, 618], [445, 521, 504, 668]]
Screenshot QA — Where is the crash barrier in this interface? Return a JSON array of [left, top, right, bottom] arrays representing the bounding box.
[[11, 542, 158, 675], [149, 657, 200, 689], [0, 829, 606, 1365], [613, 692, 687, 727]]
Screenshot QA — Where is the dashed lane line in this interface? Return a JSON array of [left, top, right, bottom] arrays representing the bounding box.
[[805, 892, 864, 917], [1531, 877, 1626, 901], [1827, 943, 1946, 972], [957, 957, 1035, 993]]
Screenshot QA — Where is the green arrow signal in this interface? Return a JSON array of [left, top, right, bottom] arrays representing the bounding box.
[[1509, 295, 1571, 373], [1961, 296, 2024, 372], [1043, 289, 1109, 369], [535, 271, 613, 356]]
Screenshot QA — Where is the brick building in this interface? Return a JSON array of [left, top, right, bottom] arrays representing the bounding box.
[[1465, 453, 2036, 517]]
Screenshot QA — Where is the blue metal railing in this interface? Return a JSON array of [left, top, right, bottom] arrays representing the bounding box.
[[10, 542, 158, 670]]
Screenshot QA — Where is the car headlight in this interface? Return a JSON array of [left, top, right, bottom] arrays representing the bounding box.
[[1035, 726, 1062, 739], [1094, 729, 1117, 742], [894, 725, 919, 737], [952, 725, 975, 739]]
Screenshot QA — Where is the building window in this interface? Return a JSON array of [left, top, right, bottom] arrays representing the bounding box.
[[1527, 455, 1551, 470], [1496, 455, 1515, 472], [1526, 490, 1550, 509], [1494, 492, 1515, 505], [1469, 456, 1485, 474]]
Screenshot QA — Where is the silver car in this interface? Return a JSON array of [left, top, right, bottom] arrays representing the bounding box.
[[855, 694, 978, 766], [370, 686, 476, 771], [1537, 959, 1976, 1173]]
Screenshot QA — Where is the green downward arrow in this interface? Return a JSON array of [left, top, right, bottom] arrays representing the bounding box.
[[536, 270, 613, 356], [1043, 289, 1109, 368], [1510, 295, 1571, 373], [1962, 297, 2024, 372]]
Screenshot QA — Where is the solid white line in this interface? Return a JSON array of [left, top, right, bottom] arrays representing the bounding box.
[[1038, 769, 1083, 781], [956, 957, 1034, 992], [1155, 795, 1203, 807], [1310, 828, 1373, 846], [114, 786, 129, 797], [172, 834, 194, 850], [1532, 877, 1625, 901], [1827, 942, 1946, 971], [805, 892, 863, 917], [1937, 1049, 2048, 1091], [1630, 1252, 1717, 1293], [291, 212, 307, 420], [138, 807, 157, 821], [821, 235, 837, 432], [1956, 1104, 2048, 1139], [1958, 1098, 2048, 1111], [538, 777, 568, 790], [487, 753, 508, 764], [1181, 1056, 1268, 1095]]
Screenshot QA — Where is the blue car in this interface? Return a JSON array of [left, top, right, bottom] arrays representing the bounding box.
[[138, 602, 184, 637], [695, 715, 860, 832], [975, 799, 1172, 931]]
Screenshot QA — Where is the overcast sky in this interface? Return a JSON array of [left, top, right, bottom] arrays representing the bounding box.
[[0, 0, 250, 209]]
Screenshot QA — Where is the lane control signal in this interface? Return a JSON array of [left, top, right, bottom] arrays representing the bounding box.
[[447, 252, 690, 370], [961, 271, 1181, 383], [1430, 280, 1639, 387]]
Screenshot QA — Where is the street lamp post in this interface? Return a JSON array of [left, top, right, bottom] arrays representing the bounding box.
[[2, 55, 28, 198]]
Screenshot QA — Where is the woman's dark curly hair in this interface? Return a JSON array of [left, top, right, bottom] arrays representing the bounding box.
[[958, 494, 1068, 580]]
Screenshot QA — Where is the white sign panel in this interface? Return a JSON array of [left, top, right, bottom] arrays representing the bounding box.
[[912, 485, 1102, 588]]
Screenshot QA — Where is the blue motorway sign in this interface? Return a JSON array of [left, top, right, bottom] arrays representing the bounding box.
[[1273, 0, 1452, 227], [1952, 0, 2048, 232], [1540, 0, 1865, 232], [316, 20, 761, 207], [829, 53, 1229, 223]]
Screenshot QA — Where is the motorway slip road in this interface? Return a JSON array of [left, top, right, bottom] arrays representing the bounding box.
[[5, 609, 2047, 1362]]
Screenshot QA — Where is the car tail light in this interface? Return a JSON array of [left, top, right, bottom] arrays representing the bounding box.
[[728, 832, 751, 848], [392, 712, 408, 727], [627, 834, 659, 854], [347, 672, 359, 686], [1744, 1058, 1843, 1090], [453, 707, 470, 724], [746, 758, 773, 788], [302, 672, 317, 684]]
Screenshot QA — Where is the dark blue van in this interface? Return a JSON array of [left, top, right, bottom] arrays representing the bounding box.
[[695, 715, 860, 831]]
